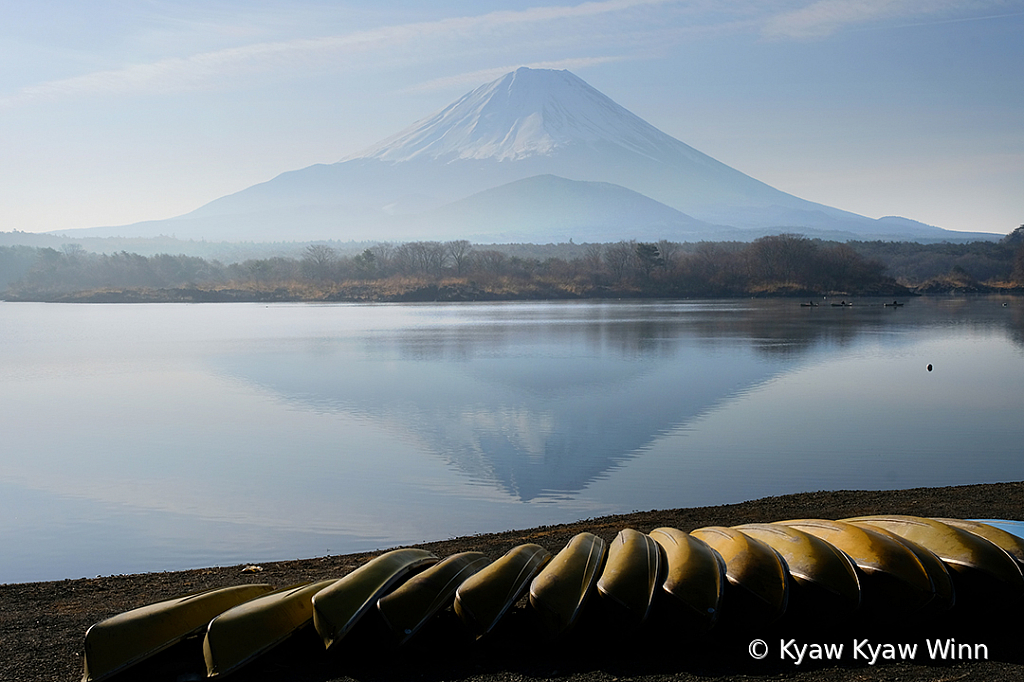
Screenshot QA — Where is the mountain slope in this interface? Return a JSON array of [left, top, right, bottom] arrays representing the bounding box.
[[58, 67, 973, 243]]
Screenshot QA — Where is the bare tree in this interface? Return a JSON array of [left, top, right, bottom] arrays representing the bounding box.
[[446, 240, 472, 276], [302, 244, 337, 280]]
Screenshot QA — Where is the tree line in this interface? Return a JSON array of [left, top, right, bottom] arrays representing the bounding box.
[[3, 230, 1023, 302]]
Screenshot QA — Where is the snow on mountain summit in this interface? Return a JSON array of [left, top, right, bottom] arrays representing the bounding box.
[[349, 67, 691, 163]]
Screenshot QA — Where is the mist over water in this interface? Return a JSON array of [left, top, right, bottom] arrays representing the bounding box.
[[1, 297, 1022, 583]]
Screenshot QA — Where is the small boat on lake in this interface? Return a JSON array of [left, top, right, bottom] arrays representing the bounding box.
[[312, 548, 438, 650], [649, 527, 725, 631], [529, 532, 607, 638], [204, 579, 339, 677], [377, 551, 490, 644], [689, 526, 789, 628], [454, 543, 551, 638], [595, 528, 662, 628], [883, 301, 904, 307], [82, 583, 275, 682]]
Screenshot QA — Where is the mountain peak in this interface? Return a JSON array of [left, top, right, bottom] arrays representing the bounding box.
[[347, 67, 679, 163]]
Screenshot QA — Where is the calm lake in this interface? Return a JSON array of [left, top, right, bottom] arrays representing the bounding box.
[[2, 297, 1022, 584]]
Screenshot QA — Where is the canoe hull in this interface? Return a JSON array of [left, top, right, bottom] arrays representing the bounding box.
[[649, 527, 725, 631], [736, 523, 860, 624], [779, 518, 942, 619], [312, 548, 438, 650], [82, 583, 275, 682], [596, 528, 662, 628], [689, 526, 789, 628], [529, 532, 607, 638], [377, 551, 490, 644], [846, 515, 1024, 612], [454, 543, 551, 638], [204, 579, 339, 678]]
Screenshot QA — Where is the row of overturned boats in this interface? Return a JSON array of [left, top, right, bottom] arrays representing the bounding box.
[[82, 515, 1024, 681]]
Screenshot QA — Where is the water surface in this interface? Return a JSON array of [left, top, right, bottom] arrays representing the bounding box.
[[1, 297, 1021, 583]]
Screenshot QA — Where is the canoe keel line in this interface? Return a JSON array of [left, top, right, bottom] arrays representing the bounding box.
[[82, 517, 1024, 680]]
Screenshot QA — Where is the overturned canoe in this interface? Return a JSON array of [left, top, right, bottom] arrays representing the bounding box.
[[855, 523, 956, 615], [939, 518, 1024, 567], [377, 551, 490, 644], [779, 519, 941, 617], [596, 528, 662, 628], [204, 579, 339, 677], [529, 532, 607, 638], [689, 526, 789, 628], [82, 583, 275, 682], [312, 548, 438, 650], [454, 543, 551, 638], [847, 515, 1024, 611], [736, 523, 860, 623], [649, 527, 725, 631]]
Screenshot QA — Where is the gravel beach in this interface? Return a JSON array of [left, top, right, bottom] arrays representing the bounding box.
[[4, 481, 1023, 682]]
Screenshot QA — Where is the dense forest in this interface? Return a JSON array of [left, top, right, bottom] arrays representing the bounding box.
[[2, 228, 1022, 302]]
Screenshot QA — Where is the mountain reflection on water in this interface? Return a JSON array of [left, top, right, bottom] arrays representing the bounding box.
[[3, 297, 1023, 583], [214, 297, 1023, 501]]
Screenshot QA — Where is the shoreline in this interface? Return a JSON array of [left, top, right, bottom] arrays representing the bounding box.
[[4, 481, 1024, 681]]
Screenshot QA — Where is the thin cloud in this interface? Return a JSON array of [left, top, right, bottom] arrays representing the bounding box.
[[406, 57, 633, 93], [761, 0, 987, 40], [1, 0, 680, 108]]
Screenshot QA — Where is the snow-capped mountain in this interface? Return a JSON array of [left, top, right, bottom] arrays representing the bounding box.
[[352, 68, 703, 164], [61, 67, 975, 243]]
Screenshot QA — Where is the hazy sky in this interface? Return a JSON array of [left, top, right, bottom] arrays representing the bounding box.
[[3, 0, 1022, 235]]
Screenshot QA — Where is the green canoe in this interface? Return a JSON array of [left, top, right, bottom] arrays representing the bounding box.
[[312, 548, 438, 650], [454, 543, 551, 638], [82, 583, 275, 682]]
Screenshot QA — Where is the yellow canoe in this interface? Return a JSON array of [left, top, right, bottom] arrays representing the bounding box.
[[203, 579, 339, 677], [377, 551, 490, 644], [529, 532, 607, 638], [935, 518, 1024, 567], [312, 548, 438, 650], [82, 583, 275, 682], [852, 523, 955, 615], [846, 515, 1024, 612], [596, 528, 662, 628], [454, 543, 551, 638], [734, 523, 860, 623], [649, 527, 725, 631], [778, 518, 937, 618], [689, 526, 789, 627]]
